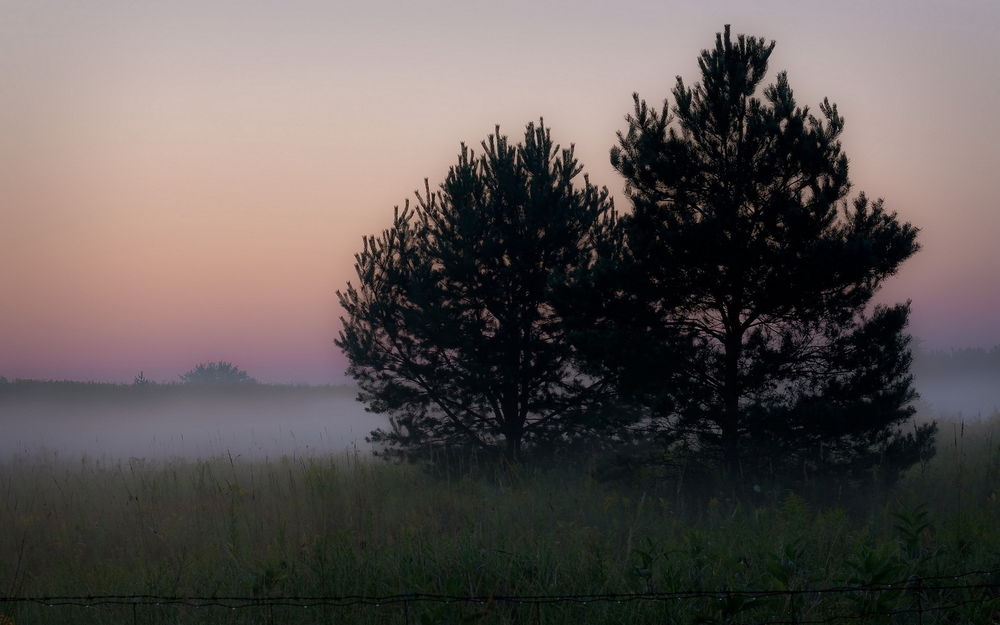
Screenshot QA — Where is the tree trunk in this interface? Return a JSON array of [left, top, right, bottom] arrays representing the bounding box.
[[503, 433, 521, 464], [500, 391, 523, 464], [721, 331, 742, 479]]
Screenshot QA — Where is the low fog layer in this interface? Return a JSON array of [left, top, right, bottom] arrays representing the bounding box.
[[916, 375, 1000, 419], [913, 348, 1000, 418], [0, 384, 385, 461], [1, 355, 997, 462]]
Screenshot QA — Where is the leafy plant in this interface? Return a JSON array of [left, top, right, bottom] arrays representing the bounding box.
[[842, 545, 907, 623]]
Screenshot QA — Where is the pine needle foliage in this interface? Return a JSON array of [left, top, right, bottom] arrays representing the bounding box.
[[599, 25, 934, 481], [337, 121, 618, 463]]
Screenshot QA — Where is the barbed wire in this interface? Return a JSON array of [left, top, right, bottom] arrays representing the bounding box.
[[1, 569, 996, 623], [756, 595, 1000, 625]]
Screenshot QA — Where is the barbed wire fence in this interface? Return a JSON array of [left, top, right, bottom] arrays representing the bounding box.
[[1, 569, 998, 624]]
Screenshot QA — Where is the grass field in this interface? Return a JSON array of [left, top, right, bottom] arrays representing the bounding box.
[[1, 408, 998, 623]]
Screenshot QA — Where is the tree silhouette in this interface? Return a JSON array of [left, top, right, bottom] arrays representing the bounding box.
[[602, 25, 934, 480], [337, 121, 618, 463], [179, 361, 256, 385]]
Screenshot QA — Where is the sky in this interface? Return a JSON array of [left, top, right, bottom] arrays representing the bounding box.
[[1, 0, 998, 384]]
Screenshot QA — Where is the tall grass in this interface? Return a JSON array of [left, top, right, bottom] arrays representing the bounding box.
[[1, 415, 998, 623]]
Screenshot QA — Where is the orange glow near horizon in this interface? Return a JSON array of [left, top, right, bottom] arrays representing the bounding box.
[[2, 1, 998, 383]]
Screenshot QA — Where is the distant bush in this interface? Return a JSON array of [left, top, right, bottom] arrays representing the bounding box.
[[179, 361, 257, 385]]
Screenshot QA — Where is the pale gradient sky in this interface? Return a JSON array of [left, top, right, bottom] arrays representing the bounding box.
[[1, 0, 998, 384]]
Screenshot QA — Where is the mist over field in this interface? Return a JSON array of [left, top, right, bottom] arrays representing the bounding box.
[[0, 347, 995, 462], [0, 383, 385, 460], [917, 374, 1000, 419], [912, 348, 1000, 419]]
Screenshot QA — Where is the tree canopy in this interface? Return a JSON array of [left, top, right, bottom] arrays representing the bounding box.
[[336, 27, 934, 482], [597, 25, 933, 480], [337, 121, 618, 463]]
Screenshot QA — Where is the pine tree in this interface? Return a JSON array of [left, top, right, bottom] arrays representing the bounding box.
[[605, 26, 935, 481], [337, 121, 617, 463]]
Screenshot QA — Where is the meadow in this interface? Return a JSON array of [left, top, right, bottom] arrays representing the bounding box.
[[1, 388, 998, 623]]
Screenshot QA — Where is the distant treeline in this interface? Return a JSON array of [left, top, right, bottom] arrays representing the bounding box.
[[0, 379, 357, 404], [913, 346, 1000, 378]]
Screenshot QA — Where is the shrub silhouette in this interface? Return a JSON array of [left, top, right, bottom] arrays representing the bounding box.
[[179, 361, 256, 385]]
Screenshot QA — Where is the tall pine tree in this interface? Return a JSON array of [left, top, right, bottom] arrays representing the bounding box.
[[605, 26, 934, 481]]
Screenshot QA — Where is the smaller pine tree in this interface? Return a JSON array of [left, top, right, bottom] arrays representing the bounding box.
[[337, 121, 621, 463]]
